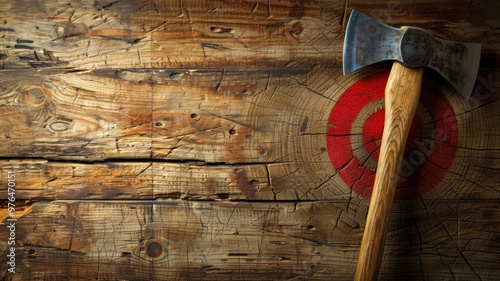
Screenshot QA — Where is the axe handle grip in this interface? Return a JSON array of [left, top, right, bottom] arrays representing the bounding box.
[[355, 61, 423, 281]]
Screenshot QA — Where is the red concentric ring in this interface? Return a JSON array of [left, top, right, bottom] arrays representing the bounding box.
[[326, 71, 458, 199]]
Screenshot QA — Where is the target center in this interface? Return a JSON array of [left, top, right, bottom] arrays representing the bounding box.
[[326, 70, 458, 199], [362, 110, 424, 161]]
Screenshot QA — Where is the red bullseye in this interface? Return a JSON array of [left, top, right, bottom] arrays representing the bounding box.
[[326, 71, 458, 199]]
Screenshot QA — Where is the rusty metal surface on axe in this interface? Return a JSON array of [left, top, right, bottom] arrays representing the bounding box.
[[343, 10, 481, 99]]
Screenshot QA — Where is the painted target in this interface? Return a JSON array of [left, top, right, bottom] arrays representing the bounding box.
[[326, 71, 458, 199]]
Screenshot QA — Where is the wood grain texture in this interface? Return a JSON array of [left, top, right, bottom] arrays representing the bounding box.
[[0, 0, 499, 280], [3, 68, 496, 201], [0, 0, 498, 70], [0, 0, 344, 69], [0, 67, 497, 279], [0, 200, 498, 280], [355, 63, 423, 281]]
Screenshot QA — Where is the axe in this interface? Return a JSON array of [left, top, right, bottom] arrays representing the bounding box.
[[342, 10, 481, 281]]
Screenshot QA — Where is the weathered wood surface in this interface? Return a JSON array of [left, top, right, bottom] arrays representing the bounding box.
[[0, 0, 344, 69], [0, 200, 498, 280], [0, 0, 499, 280], [1, 69, 498, 201], [0, 0, 497, 70]]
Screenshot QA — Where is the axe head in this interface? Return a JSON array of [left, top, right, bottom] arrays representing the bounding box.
[[343, 10, 481, 99]]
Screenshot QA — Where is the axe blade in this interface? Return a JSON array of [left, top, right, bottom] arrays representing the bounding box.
[[343, 10, 404, 75], [427, 37, 481, 99], [343, 10, 481, 99]]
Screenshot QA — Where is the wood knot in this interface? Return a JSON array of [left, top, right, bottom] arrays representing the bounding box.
[[190, 113, 200, 121], [146, 241, 163, 257], [290, 22, 303, 36], [144, 238, 167, 260], [210, 26, 234, 34], [55, 22, 88, 39], [49, 121, 70, 132], [23, 87, 50, 106]]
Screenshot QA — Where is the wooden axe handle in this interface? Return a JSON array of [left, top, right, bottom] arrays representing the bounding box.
[[354, 61, 423, 281]]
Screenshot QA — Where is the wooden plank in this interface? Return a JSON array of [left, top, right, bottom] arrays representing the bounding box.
[[0, 160, 153, 200], [1, 1, 498, 70], [0, 160, 276, 201], [0, 68, 499, 201], [0, 0, 345, 69], [0, 68, 317, 162], [0, 200, 497, 280], [457, 201, 500, 280], [0, 201, 361, 280], [0, 69, 153, 160]]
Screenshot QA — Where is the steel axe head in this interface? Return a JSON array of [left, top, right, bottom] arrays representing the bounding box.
[[343, 10, 481, 99]]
